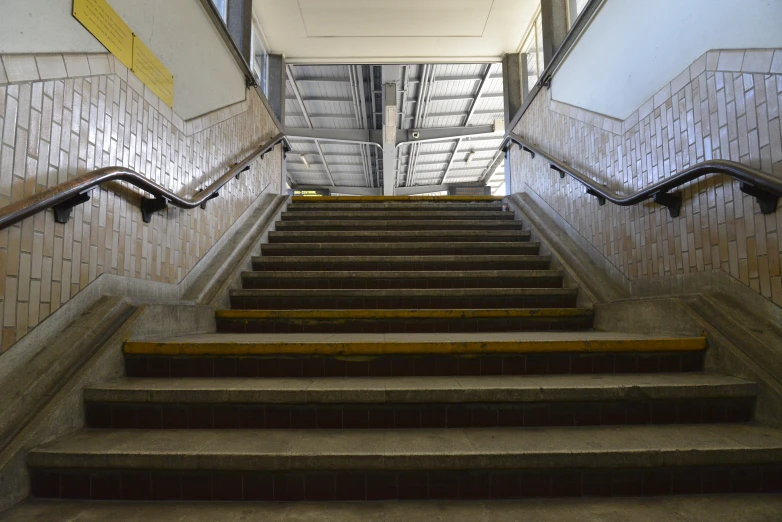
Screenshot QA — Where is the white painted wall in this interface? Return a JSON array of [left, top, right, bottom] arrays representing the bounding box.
[[0, 0, 246, 120], [551, 0, 782, 120]]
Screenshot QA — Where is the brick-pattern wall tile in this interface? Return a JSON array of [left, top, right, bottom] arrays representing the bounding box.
[[0, 53, 281, 352], [511, 53, 782, 308]]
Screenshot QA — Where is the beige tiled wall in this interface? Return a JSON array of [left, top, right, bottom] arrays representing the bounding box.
[[511, 49, 782, 306], [0, 52, 282, 352]]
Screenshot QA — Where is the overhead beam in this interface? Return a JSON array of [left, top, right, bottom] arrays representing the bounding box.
[[431, 74, 504, 82], [286, 128, 383, 144], [294, 77, 351, 84], [405, 110, 503, 119], [396, 125, 496, 143], [294, 185, 382, 196], [394, 183, 489, 196], [285, 96, 353, 103], [382, 65, 400, 196]]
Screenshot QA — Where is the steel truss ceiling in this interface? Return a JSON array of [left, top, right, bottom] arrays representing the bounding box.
[[284, 63, 506, 195]]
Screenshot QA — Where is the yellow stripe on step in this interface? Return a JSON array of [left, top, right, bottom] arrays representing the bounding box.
[[124, 337, 707, 356], [215, 309, 593, 320], [291, 196, 503, 202]]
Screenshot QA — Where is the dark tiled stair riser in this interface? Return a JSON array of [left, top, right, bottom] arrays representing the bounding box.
[[260, 243, 541, 256], [229, 291, 577, 310], [239, 272, 563, 290], [215, 315, 595, 334], [124, 351, 705, 378], [267, 231, 531, 244], [275, 220, 524, 231], [251, 256, 553, 272], [29, 465, 782, 501], [84, 398, 755, 430]]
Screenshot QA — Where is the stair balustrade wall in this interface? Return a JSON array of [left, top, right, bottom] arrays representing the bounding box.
[[0, 52, 282, 353], [510, 48, 782, 307]]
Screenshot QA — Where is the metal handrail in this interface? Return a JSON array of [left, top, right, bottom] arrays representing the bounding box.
[[502, 132, 782, 217], [0, 133, 290, 230]]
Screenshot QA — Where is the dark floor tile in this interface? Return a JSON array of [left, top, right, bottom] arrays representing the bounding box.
[[369, 406, 395, 429], [421, 405, 448, 428], [520, 472, 552, 498], [30, 470, 60, 499], [626, 402, 651, 424], [90, 471, 122, 500], [429, 472, 460, 500], [672, 469, 702, 494], [733, 467, 763, 493], [702, 468, 733, 494], [366, 472, 397, 500], [110, 405, 138, 429], [151, 472, 181, 500], [60, 471, 91, 499], [239, 406, 266, 429], [214, 405, 239, 429], [187, 405, 213, 429], [397, 472, 428, 500], [581, 471, 612, 497], [459, 471, 491, 499], [305, 472, 336, 501], [480, 356, 504, 376], [181, 472, 212, 501], [471, 405, 498, 427], [490, 471, 521, 499], [266, 406, 291, 429], [763, 467, 782, 493], [317, 406, 343, 429], [394, 406, 422, 428], [213, 472, 243, 501], [336, 472, 366, 501], [275, 473, 306, 501], [85, 403, 111, 428], [121, 471, 151, 500], [137, 405, 163, 429], [612, 470, 643, 496], [447, 404, 472, 428], [642, 469, 672, 496]]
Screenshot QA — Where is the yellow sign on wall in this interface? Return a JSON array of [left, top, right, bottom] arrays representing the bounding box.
[[73, 0, 174, 108], [132, 36, 175, 108], [73, 0, 133, 69]]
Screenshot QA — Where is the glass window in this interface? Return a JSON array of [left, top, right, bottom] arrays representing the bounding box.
[[569, 0, 589, 27], [520, 8, 542, 93], [251, 16, 269, 95], [211, 0, 228, 21]]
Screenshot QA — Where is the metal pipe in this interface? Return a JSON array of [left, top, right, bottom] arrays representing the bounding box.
[[0, 133, 288, 230]]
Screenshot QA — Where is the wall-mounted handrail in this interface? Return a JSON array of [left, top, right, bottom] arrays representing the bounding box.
[[0, 133, 290, 230], [502, 132, 782, 217]]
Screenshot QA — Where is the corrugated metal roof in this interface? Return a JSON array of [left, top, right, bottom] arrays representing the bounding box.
[[284, 61, 505, 194]]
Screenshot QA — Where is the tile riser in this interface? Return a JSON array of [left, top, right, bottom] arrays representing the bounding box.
[[260, 246, 541, 256], [215, 317, 594, 334], [239, 277, 564, 291], [124, 351, 702, 378], [28, 465, 782, 501], [267, 236, 530, 244], [83, 398, 755, 430], [229, 295, 577, 310], [251, 261, 552, 271]]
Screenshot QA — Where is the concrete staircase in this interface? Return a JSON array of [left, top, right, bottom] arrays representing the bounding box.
[[22, 196, 782, 505]]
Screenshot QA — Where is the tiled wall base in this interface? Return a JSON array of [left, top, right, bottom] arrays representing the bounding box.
[[124, 351, 704, 378], [84, 398, 754, 430], [30, 465, 782, 501]]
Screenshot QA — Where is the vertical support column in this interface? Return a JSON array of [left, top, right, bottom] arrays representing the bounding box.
[[267, 54, 286, 126], [502, 53, 522, 195], [541, 0, 569, 68], [280, 145, 288, 195], [519, 53, 530, 101], [382, 66, 400, 197], [226, 0, 253, 65], [502, 53, 522, 125]]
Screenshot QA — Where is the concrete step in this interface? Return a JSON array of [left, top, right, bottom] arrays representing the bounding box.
[[260, 242, 541, 257], [267, 230, 530, 244], [286, 202, 506, 212], [229, 288, 578, 310], [215, 308, 595, 334], [82, 374, 756, 430], [291, 195, 503, 203], [26, 425, 782, 501], [9, 496, 782, 521], [275, 219, 522, 231], [124, 332, 706, 378], [281, 211, 514, 221], [239, 270, 564, 290], [250, 255, 552, 272]]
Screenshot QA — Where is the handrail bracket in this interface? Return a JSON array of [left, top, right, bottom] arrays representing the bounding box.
[[585, 188, 606, 206], [550, 164, 565, 179], [140, 196, 168, 223], [740, 182, 779, 215], [53, 191, 92, 224], [652, 190, 683, 218]]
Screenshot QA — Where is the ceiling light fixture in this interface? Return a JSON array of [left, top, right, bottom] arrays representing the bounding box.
[[466, 151, 476, 165], [301, 155, 310, 169]]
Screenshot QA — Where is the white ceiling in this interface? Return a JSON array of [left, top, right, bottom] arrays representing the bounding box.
[[253, 0, 539, 64]]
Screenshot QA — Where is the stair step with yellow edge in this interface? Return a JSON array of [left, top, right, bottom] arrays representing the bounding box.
[[214, 308, 595, 334], [123, 332, 707, 378]]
